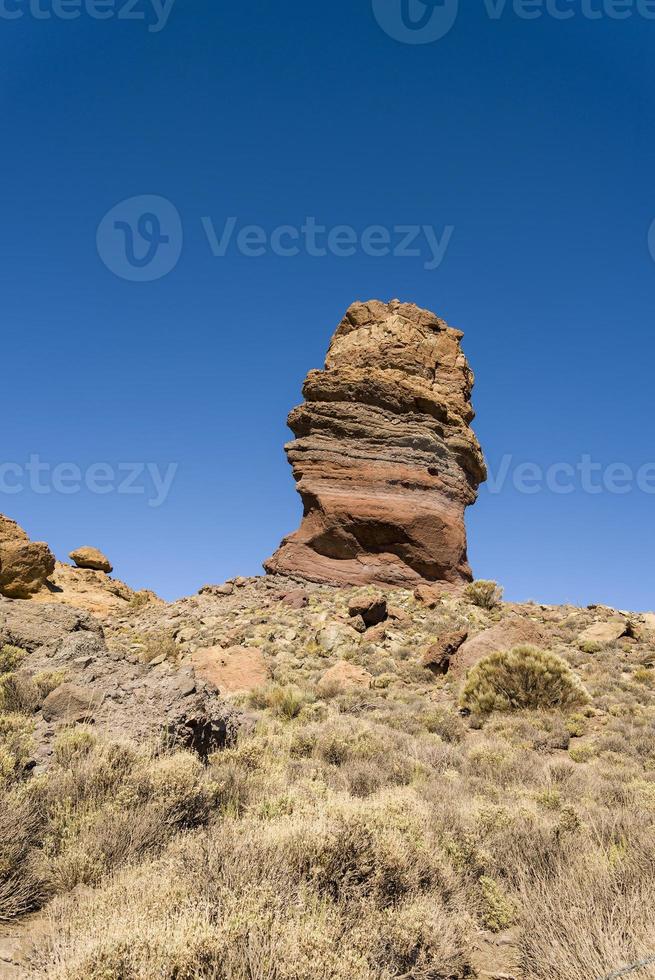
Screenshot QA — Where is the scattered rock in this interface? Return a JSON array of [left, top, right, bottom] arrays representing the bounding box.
[[348, 594, 388, 628], [191, 645, 268, 693], [264, 300, 486, 588], [316, 622, 359, 656], [41, 683, 99, 723], [578, 620, 627, 647], [414, 584, 445, 609], [199, 583, 234, 597], [644, 613, 655, 632], [318, 660, 373, 694], [278, 589, 310, 609], [365, 622, 388, 643], [349, 615, 368, 634], [421, 629, 468, 675], [0, 515, 55, 599], [450, 619, 544, 676]]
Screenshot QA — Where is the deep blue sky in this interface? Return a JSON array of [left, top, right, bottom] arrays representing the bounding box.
[[2, 0, 654, 609]]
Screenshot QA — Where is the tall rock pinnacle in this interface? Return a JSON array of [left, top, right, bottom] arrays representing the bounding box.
[[264, 299, 487, 587]]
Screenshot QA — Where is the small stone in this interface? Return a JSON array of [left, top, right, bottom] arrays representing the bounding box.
[[387, 606, 409, 623], [349, 615, 368, 634]]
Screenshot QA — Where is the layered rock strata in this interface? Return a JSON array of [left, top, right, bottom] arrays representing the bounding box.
[[265, 300, 486, 587]]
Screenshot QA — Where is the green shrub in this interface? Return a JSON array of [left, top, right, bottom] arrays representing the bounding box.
[[0, 645, 26, 674], [460, 646, 589, 717], [464, 580, 503, 610], [479, 875, 516, 931], [253, 684, 310, 720]]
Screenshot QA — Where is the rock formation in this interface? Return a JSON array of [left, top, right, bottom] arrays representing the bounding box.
[[0, 514, 55, 599], [0, 512, 154, 618], [265, 300, 486, 587], [69, 546, 113, 574]]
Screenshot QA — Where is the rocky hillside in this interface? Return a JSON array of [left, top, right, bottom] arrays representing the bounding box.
[[2, 557, 655, 979]]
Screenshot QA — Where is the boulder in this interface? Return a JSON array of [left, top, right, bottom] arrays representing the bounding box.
[[450, 618, 544, 676], [316, 622, 360, 656], [264, 300, 486, 588], [41, 683, 98, 723], [199, 583, 234, 597], [191, 645, 268, 693], [318, 660, 373, 694], [421, 629, 468, 675], [578, 620, 627, 647], [69, 546, 113, 574], [0, 515, 55, 599], [414, 584, 446, 609], [278, 589, 310, 609], [348, 594, 388, 628], [644, 613, 655, 632]]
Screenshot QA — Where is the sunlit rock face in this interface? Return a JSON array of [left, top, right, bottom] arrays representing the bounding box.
[[265, 299, 486, 587]]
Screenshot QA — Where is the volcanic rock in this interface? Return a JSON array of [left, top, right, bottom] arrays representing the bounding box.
[[0, 515, 56, 599], [191, 645, 269, 693], [318, 660, 373, 695], [69, 546, 113, 574], [450, 618, 544, 677], [421, 629, 468, 675], [264, 300, 486, 588], [348, 594, 388, 628]]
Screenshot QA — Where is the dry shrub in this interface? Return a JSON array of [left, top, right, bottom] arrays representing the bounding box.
[[0, 789, 48, 920], [461, 646, 589, 717], [30, 794, 471, 980], [0, 672, 40, 714], [517, 827, 655, 979], [464, 580, 504, 610]]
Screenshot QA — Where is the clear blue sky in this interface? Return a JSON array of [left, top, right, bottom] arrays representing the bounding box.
[[2, 0, 654, 609]]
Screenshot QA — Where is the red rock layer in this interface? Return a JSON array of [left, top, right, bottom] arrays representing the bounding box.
[[265, 300, 486, 587]]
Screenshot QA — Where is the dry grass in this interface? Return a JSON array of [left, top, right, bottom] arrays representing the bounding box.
[[3, 592, 655, 978]]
